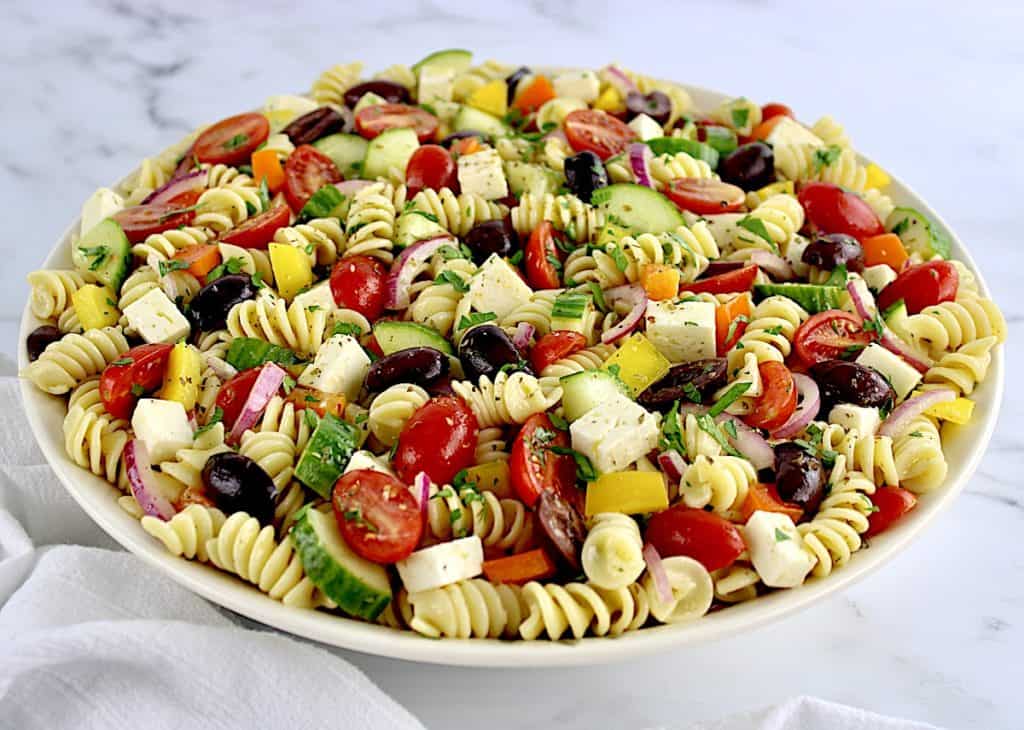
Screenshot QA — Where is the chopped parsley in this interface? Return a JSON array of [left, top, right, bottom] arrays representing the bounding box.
[[194, 406, 224, 437], [458, 311, 497, 330], [605, 244, 630, 272], [696, 413, 743, 458], [435, 270, 469, 293], [331, 322, 363, 337], [549, 445, 598, 482], [737, 216, 777, 253], [774, 527, 792, 542], [303, 408, 321, 431], [205, 256, 246, 282], [158, 259, 190, 277], [682, 382, 702, 404], [813, 145, 843, 173], [78, 245, 109, 271], [585, 282, 608, 313], [223, 133, 250, 151], [823, 264, 848, 287], [407, 209, 440, 223], [731, 107, 750, 130], [708, 382, 751, 417], [659, 400, 688, 458], [342, 506, 378, 533], [130, 384, 145, 397], [110, 357, 134, 367], [549, 412, 569, 430]]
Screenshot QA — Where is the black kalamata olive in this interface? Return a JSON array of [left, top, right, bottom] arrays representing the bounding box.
[[802, 233, 864, 273], [187, 273, 258, 332], [26, 325, 62, 362], [638, 359, 729, 410], [774, 442, 826, 513], [699, 261, 747, 279], [463, 219, 518, 264], [202, 451, 277, 524], [809, 360, 896, 411], [366, 347, 449, 392], [505, 66, 532, 105], [342, 80, 410, 108], [719, 142, 775, 191], [458, 324, 526, 382], [625, 91, 672, 126], [564, 150, 608, 203], [440, 130, 487, 148], [281, 106, 349, 145], [537, 489, 586, 571]]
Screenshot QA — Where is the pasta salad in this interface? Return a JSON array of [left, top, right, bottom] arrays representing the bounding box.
[[22, 50, 1006, 641]]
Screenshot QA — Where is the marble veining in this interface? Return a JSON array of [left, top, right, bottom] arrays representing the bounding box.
[[2, 1, 1022, 727]]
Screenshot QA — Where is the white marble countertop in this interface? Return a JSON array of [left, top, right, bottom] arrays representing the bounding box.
[[3, 1, 1022, 728]]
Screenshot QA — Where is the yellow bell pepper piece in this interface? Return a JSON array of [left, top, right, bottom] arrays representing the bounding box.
[[268, 242, 313, 300], [746, 180, 794, 207], [601, 333, 670, 398], [865, 163, 891, 190], [466, 79, 508, 119], [463, 461, 512, 499], [585, 471, 668, 517], [71, 284, 120, 330], [925, 396, 974, 425], [594, 86, 623, 113], [159, 342, 201, 411]]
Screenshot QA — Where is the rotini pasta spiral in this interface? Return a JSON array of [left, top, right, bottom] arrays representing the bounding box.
[[902, 299, 1006, 357], [519, 581, 649, 640], [273, 218, 345, 268], [218, 242, 275, 285], [774, 144, 867, 191], [117, 267, 160, 331], [499, 289, 562, 335], [810, 421, 899, 487], [536, 97, 587, 131], [411, 187, 505, 236], [726, 295, 808, 373], [711, 555, 760, 604], [131, 226, 215, 266], [451, 370, 562, 429], [196, 366, 223, 426], [202, 162, 254, 189], [540, 135, 573, 174], [730, 194, 804, 254], [711, 97, 762, 136], [539, 344, 615, 381], [226, 292, 329, 356], [141, 504, 227, 562], [798, 461, 876, 578], [344, 182, 397, 264], [22, 326, 130, 395], [405, 579, 526, 639], [510, 193, 601, 243], [62, 378, 130, 488], [374, 63, 416, 90], [238, 430, 297, 490], [678, 455, 756, 520], [862, 188, 895, 223], [426, 483, 535, 553], [367, 384, 430, 447], [810, 115, 851, 148], [451, 60, 513, 102], [920, 336, 997, 396], [581, 513, 645, 590], [193, 186, 264, 234], [27, 269, 92, 321], [257, 395, 314, 453], [892, 415, 948, 494], [159, 422, 230, 490], [642, 556, 715, 623], [311, 62, 364, 106], [407, 281, 468, 336], [475, 427, 509, 464]]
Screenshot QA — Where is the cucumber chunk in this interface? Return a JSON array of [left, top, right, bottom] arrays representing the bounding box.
[[362, 127, 419, 182], [291, 506, 392, 620], [395, 210, 448, 247], [373, 320, 454, 355], [72, 218, 131, 291], [646, 137, 720, 169], [225, 338, 303, 371], [550, 292, 594, 336], [882, 299, 911, 340], [886, 207, 949, 259], [294, 414, 360, 497], [753, 283, 844, 314], [313, 133, 369, 179], [504, 161, 559, 197], [412, 49, 473, 75], [560, 369, 629, 422], [298, 185, 347, 222], [590, 183, 685, 235], [453, 105, 509, 139]]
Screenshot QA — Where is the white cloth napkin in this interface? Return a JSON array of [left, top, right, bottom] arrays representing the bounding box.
[[0, 378, 940, 730]]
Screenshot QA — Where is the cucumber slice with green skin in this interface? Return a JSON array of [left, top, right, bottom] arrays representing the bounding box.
[[453, 105, 509, 139], [294, 413, 360, 497], [225, 337, 303, 371], [882, 299, 910, 340], [549, 292, 593, 336], [412, 48, 473, 75], [298, 185, 347, 222], [395, 210, 448, 248], [362, 127, 420, 182], [504, 161, 559, 197], [646, 137, 720, 169], [313, 133, 369, 179], [373, 320, 454, 355], [560, 369, 629, 422], [702, 126, 738, 156], [886, 207, 949, 259], [72, 218, 131, 291], [291, 506, 392, 620], [753, 283, 845, 314], [590, 183, 685, 235]]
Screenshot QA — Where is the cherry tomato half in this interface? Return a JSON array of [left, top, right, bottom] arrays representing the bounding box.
[[530, 331, 587, 374], [798, 182, 884, 241], [193, 113, 270, 167], [866, 486, 918, 537], [524, 221, 564, 289], [876, 261, 959, 315], [329, 255, 388, 321], [219, 204, 291, 249], [510, 413, 578, 510], [680, 264, 758, 295], [405, 144, 457, 197], [355, 103, 439, 143], [99, 343, 173, 419], [283, 145, 343, 212], [761, 102, 794, 121], [744, 361, 797, 432], [215, 367, 262, 430], [333, 469, 423, 564], [564, 109, 637, 161], [666, 178, 746, 215], [793, 309, 874, 365], [644, 505, 746, 573], [393, 396, 478, 485], [113, 203, 196, 243]]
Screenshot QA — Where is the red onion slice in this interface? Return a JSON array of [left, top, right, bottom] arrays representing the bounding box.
[[601, 284, 648, 344], [143, 169, 207, 205], [845, 278, 875, 320], [512, 322, 535, 351], [414, 472, 431, 520], [602, 65, 638, 95], [749, 250, 795, 281], [385, 234, 454, 310], [771, 373, 820, 439], [715, 414, 775, 470], [878, 390, 955, 438], [228, 363, 287, 444], [643, 543, 673, 604], [124, 440, 176, 520], [334, 180, 374, 197], [629, 143, 655, 189], [657, 450, 687, 483]]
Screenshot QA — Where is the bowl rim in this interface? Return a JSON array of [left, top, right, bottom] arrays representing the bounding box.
[[16, 80, 1004, 667]]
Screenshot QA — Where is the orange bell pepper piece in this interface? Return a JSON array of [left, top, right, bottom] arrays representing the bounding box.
[[451, 136, 482, 157], [251, 148, 285, 193], [750, 115, 785, 142], [861, 233, 907, 270], [512, 75, 556, 115], [482, 549, 557, 585], [741, 483, 803, 523], [715, 293, 752, 355], [640, 264, 681, 301], [171, 244, 221, 280]]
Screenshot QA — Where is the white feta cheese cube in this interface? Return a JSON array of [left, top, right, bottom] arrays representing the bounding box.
[[628, 113, 664, 142], [570, 393, 661, 474], [80, 187, 125, 238], [856, 343, 922, 400], [297, 334, 371, 401], [467, 253, 533, 319], [828, 404, 882, 436], [862, 264, 898, 293], [292, 281, 337, 315], [645, 299, 716, 363], [343, 450, 395, 477], [457, 147, 508, 200], [396, 536, 483, 593], [123, 288, 191, 344], [417, 67, 456, 104], [765, 116, 824, 149], [131, 398, 194, 464], [785, 234, 811, 278], [552, 70, 600, 104], [743, 511, 815, 588]]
